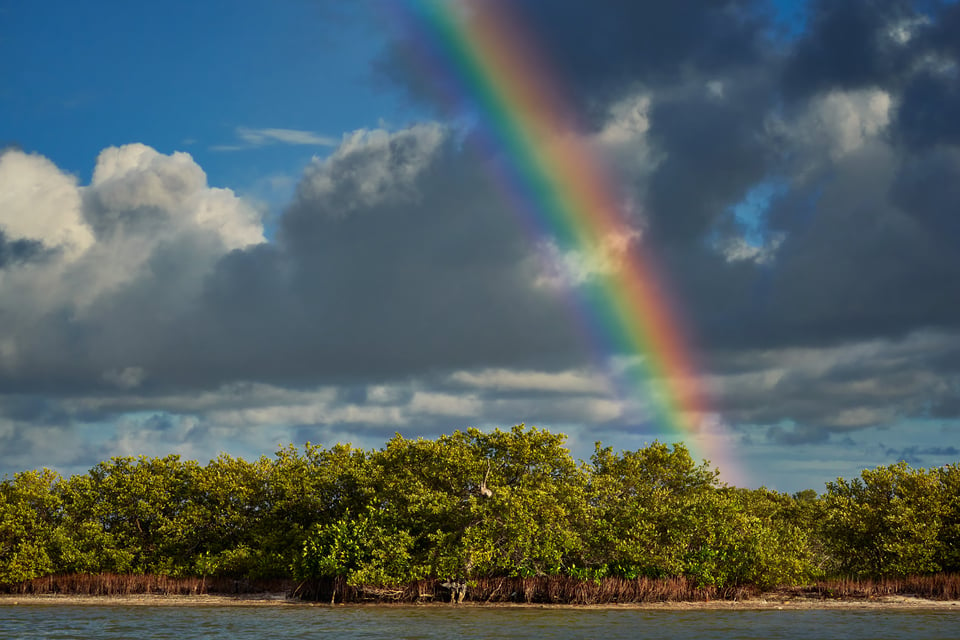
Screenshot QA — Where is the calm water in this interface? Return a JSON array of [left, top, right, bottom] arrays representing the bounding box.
[[1, 606, 958, 640]]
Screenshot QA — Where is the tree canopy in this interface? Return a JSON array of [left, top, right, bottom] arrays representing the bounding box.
[[2, 425, 957, 589]]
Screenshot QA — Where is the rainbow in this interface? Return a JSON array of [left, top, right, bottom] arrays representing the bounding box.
[[393, 0, 737, 478]]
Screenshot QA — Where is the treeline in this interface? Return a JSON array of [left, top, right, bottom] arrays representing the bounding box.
[[1, 425, 958, 598]]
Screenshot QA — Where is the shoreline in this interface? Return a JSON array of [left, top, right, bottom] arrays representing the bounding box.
[[1, 593, 958, 610]]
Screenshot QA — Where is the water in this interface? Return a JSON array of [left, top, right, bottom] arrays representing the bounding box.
[[1, 606, 958, 640]]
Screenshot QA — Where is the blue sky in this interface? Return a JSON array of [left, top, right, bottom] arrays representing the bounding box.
[[1, 0, 959, 492], [1, 1, 411, 202]]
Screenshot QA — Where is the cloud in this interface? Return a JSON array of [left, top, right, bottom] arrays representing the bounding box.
[[84, 144, 264, 249], [0, 127, 591, 403], [379, 0, 770, 121], [212, 127, 338, 151], [708, 330, 960, 444], [238, 127, 338, 146], [102, 367, 147, 390], [0, 144, 265, 396], [768, 88, 892, 161], [409, 391, 482, 417], [0, 231, 46, 269], [4, 0, 960, 493], [716, 234, 785, 265], [288, 125, 446, 215], [0, 366, 628, 476], [533, 229, 643, 289], [0, 149, 94, 260], [449, 368, 607, 394], [882, 444, 960, 465], [781, 0, 917, 98]]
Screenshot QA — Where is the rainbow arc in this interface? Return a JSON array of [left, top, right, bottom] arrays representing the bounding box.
[[395, 0, 738, 478]]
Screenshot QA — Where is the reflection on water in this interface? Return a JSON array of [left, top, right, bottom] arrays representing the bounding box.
[[1, 605, 958, 640]]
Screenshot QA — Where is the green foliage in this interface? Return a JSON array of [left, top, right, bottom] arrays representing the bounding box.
[[1, 427, 957, 591], [294, 507, 417, 586], [459, 426, 586, 577], [586, 441, 719, 578], [0, 469, 62, 584], [56, 455, 204, 575], [185, 454, 272, 576], [821, 462, 944, 577], [936, 464, 960, 572], [693, 488, 821, 589]]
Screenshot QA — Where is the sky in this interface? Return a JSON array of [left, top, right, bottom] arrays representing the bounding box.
[[1, 0, 959, 493]]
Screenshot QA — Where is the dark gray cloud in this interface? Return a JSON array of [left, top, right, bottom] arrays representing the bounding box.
[[377, 0, 960, 372], [896, 71, 960, 148], [758, 152, 960, 343], [708, 329, 960, 446], [883, 444, 960, 465], [380, 0, 771, 122], [0, 231, 45, 268], [642, 79, 776, 245], [0, 395, 72, 425], [891, 145, 960, 244], [928, 0, 960, 57], [511, 0, 770, 109], [179, 125, 588, 386], [781, 0, 917, 97], [374, 0, 960, 348], [930, 391, 960, 419]]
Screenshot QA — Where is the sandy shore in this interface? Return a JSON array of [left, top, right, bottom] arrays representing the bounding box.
[[0, 593, 297, 608], [1, 593, 958, 609]]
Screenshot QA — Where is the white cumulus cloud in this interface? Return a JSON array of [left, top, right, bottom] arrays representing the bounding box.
[[0, 150, 95, 259]]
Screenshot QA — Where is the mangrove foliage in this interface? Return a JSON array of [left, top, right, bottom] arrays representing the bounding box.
[[2, 425, 958, 594]]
